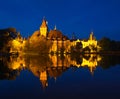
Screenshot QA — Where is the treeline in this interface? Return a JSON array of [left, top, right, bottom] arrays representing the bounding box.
[[98, 37, 120, 51], [98, 55, 120, 69], [0, 28, 18, 53], [0, 56, 20, 80]]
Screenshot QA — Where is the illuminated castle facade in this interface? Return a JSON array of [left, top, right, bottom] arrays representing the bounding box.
[[7, 52, 101, 88], [38, 18, 100, 53], [38, 18, 70, 53], [9, 32, 26, 53], [40, 19, 48, 37]]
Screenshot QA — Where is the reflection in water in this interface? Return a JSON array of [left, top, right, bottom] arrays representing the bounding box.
[[0, 53, 120, 89], [0, 55, 21, 80]]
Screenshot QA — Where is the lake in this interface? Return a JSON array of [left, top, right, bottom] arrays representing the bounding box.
[[0, 54, 120, 99]]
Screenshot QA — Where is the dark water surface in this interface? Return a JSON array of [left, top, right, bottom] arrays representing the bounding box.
[[0, 54, 120, 99]]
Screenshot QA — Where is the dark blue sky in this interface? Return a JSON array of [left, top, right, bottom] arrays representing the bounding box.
[[0, 0, 120, 40]]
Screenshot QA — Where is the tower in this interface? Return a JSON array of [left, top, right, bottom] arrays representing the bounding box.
[[89, 31, 96, 40], [40, 71, 48, 89], [40, 18, 48, 37]]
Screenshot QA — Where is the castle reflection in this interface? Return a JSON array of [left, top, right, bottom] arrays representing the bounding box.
[[0, 53, 103, 88]]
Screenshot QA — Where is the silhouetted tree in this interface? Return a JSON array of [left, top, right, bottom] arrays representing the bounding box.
[[98, 37, 120, 51], [99, 55, 120, 69], [75, 42, 83, 52], [0, 28, 18, 53], [83, 46, 90, 53]]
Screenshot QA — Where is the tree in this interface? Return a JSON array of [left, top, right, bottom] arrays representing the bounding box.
[[83, 46, 90, 53], [98, 37, 120, 51], [98, 37, 111, 51], [75, 42, 83, 52], [0, 28, 18, 52]]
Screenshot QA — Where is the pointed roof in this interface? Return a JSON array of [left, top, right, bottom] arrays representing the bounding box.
[[48, 30, 68, 40], [90, 31, 94, 35], [40, 18, 47, 28], [89, 31, 96, 40], [40, 80, 48, 89]]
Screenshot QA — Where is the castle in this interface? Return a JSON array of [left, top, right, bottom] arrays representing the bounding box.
[[9, 18, 100, 54], [7, 53, 101, 89], [30, 18, 100, 53]]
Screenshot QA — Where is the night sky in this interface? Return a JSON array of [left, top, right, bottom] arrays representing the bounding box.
[[0, 0, 120, 40]]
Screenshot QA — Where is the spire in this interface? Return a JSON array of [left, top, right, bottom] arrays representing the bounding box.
[[40, 17, 47, 28], [40, 80, 48, 89], [89, 67, 95, 76], [40, 17, 48, 37], [40, 71, 48, 89], [54, 77, 57, 83], [91, 31, 94, 36], [72, 32, 76, 40], [54, 25, 57, 30], [89, 31, 94, 40]]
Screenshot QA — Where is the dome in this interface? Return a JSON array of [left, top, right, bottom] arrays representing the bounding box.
[[47, 30, 68, 40], [30, 30, 40, 41]]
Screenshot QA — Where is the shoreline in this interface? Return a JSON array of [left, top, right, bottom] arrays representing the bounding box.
[[1, 51, 120, 57]]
